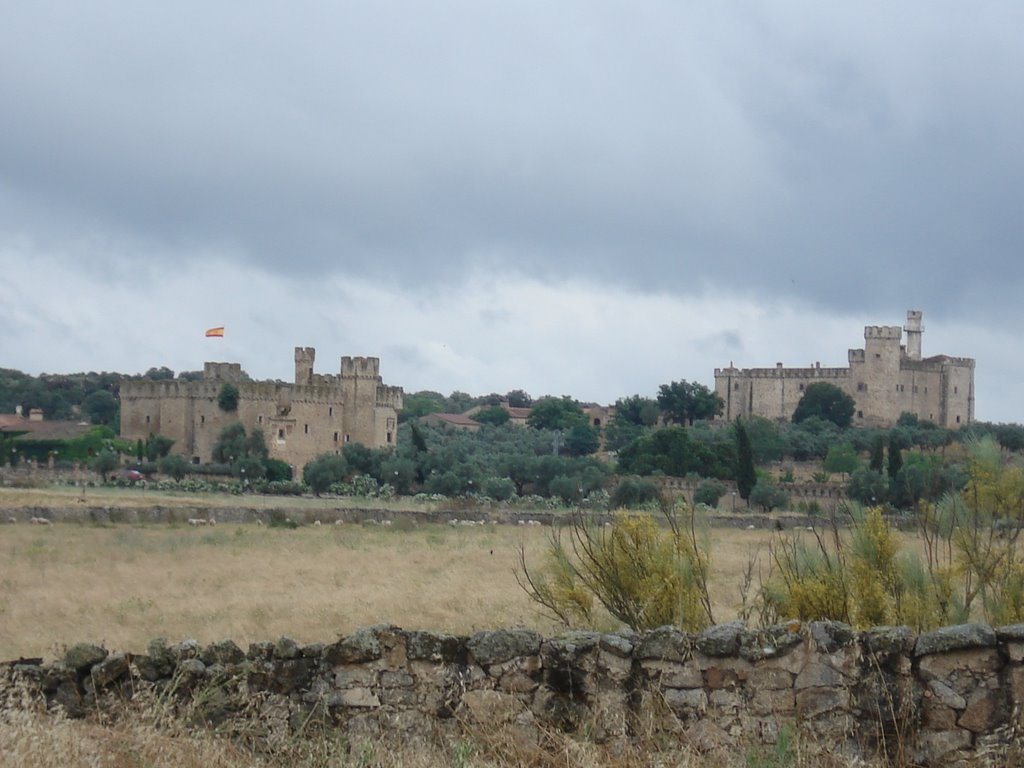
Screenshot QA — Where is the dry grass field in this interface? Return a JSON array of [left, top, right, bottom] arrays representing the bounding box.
[[0, 517, 785, 661], [0, 490, 928, 768]]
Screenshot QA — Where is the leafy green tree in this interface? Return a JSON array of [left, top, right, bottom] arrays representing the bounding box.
[[158, 453, 191, 481], [303, 454, 349, 496], [91, 450, 119, 481], [81, 390, 119, 426], [613, 395, 660, 427], [211, 423, 266, 464], [744, 416, 786, 464], [342, 443, 386, 479], [564, 424, 600, 457], [657, 380, 724, 426], [735, 419, 757, 502], [233, 455, 266, 483], [505, 389, 532, 408], [264, 458, 293, 482], [694, 479, 726, 508], [445, 391, 478, 414], [847, 468, 889, 505], [145, 434, 175, 461], [792, 382, 855, 428], [823, 443, 860, 479], [399, 391, 446, 423], [749, 480, 789, 513], [527, 396, 588, 431], [604, 420, 646, 453], [473, 406, 510, 427], [217, 382, 240, 412], [610, 477, 663, 508], [143, 366, 175, 380]]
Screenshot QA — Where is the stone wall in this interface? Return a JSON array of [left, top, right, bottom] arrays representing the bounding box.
[[4, 621, 1024, 765]]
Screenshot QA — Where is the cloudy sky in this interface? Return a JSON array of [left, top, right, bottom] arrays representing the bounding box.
[[2, 3, 1022, 420]]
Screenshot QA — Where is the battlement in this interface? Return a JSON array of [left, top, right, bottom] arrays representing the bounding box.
[[203, 362, 245, 382], [294, 347, 316, 386], [341, 356, 381, 380], [376, 385, 404, 409], [863, 325, 902, 341], [714, 366, 848, 380]]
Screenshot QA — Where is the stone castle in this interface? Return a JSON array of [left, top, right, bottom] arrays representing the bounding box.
[[120, 348, 403, 470], [714, 311, 974, 428]]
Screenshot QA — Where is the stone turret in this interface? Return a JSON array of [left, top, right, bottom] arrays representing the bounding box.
[[904, 310, 923, 361], [295, 347, 315, 386]]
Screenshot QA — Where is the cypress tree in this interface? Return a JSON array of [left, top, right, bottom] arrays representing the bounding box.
[[869, 434, 886, 473], [887, 436, 903, 481], [735, 418, 757, 503]]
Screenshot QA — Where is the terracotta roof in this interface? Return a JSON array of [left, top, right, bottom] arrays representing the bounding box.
[[505, 407, 532, 420], [424, 413, 481, 427], [0, 414, 92, 441], [0, 415, 28, 432]]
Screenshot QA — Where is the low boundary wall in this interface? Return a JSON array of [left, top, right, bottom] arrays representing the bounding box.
[[4, 621, 1024, 765]]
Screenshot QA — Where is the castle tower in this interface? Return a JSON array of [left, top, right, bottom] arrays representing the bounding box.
[[295, 347, 315, 386], [340, 357, 382, 445], [904, 310, 923, 361]]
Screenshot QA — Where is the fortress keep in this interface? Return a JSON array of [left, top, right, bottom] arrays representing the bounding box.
[[120, 349, 403, 470], [714, 311, 974, 428]]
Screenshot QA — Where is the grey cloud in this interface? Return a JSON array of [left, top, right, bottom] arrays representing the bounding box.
[[0, 2, 1021, 325]]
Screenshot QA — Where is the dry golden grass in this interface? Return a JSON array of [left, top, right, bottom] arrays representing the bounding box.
[[0, 511, 930, 661]]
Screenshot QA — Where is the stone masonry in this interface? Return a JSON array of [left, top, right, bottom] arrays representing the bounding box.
[[120, 349, 403, 471], [5, 621, 1024, 766], [715, 310, 975, 429]]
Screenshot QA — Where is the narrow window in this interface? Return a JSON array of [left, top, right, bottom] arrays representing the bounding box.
[[956, 415, 961, 423], [857, 410, 863, 418], [278, 428, 285, 439], [733, 382, 739, 391], [258, 415, 263, 424], [387, 431, 393, 444], [145, 415, 150, 424], [200, 415, 205, 424], [334, 431, 339, 442], [329, 407, 333, 417], [954, 386, 959, 394], [304, 424, 309, 434], [798, 384, 804, 391], [345, 434, 350, 443]]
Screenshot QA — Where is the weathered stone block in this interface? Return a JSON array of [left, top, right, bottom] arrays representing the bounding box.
[[750, 688, 795, 716], [685, 719, 735, 751], [795, 661, 843, 690], [65, 643, 108, 673], [380, 670, 414, 688], [739, 623, 802, 662], [927, 679, 966, 710], [861, 625, 916, 657], [597, 649, 632, 680], [918, 648, 1001, 683], [202, 639, 245, 666], [634, 626, 690, 661], [705, 664, 745, 690], [808, 621, 854, 653], [957, 690, 1002, 733], [461, 689, 528, 724], [334, 665, 377, 688], [89, 653, 129, 688], [598, 632, 635, 657], [921, 698, 958, 730], [795, 686, 847, 719], [662, 687, 708, 714], [914, 623, 996, 657], [914, 728, 972, 763], [326, 626, 384, 664], [467, 629, 541, 666], [406, 631, 464, 662], [695, 621, 745, 657], [708, 689, 742, 709], [747, 667, 793, 690], [641, 659, 702, 689], [329, 687, 381, 708]]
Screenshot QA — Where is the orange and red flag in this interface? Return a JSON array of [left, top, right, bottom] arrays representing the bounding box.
[[205, 326, 225, 338]]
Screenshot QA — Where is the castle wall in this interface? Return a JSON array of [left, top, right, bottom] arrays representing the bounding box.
[[715, 312, 975, 429], [120, 351, 403, 469]]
